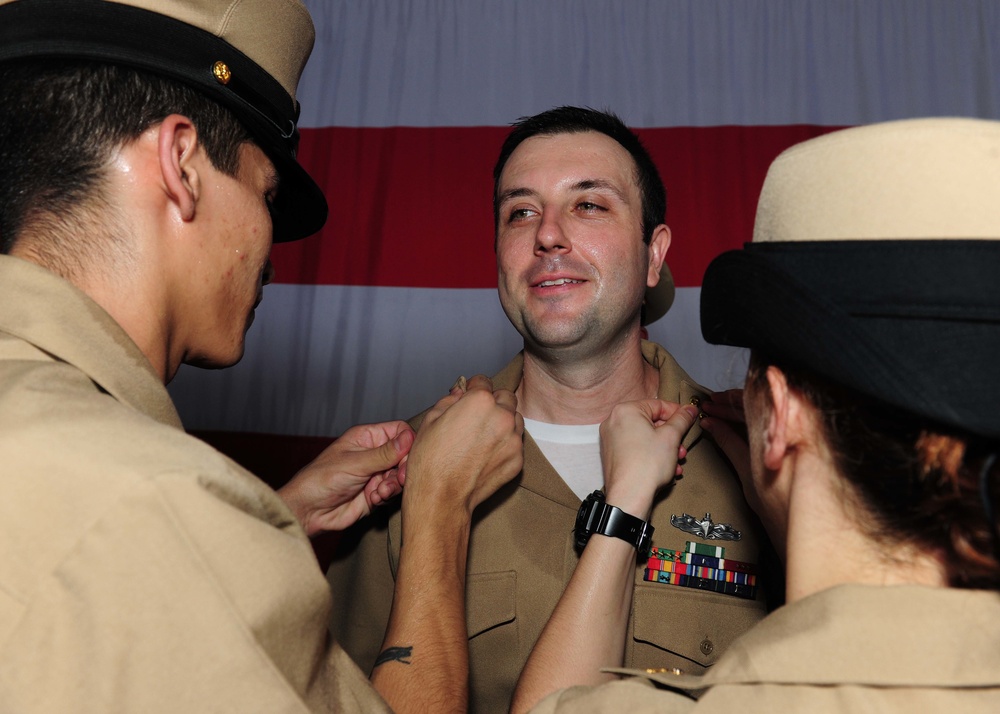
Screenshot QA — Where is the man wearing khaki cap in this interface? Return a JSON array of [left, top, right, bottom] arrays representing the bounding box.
[[517, 117, 1000, 712], [0, 1, 523, 712]]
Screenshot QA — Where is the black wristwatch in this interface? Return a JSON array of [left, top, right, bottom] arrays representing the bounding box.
[[575, 490, 654, 553]]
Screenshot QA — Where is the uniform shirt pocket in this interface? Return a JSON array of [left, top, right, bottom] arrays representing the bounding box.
[[631, 580, 765, 668], [466, 570, 516, 638]]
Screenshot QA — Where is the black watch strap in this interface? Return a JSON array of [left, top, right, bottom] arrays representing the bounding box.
[[575, 490, 654, 553]]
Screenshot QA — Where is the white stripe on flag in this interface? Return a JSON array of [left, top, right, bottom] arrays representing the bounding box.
[[168, 286, 745, 437]]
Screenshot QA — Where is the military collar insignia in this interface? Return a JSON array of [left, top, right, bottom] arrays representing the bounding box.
[[670, 512, 741, 541]]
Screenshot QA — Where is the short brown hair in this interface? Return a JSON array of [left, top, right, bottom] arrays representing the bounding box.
[[0, 59, 250, 254], [747, 351, 1000, 590]]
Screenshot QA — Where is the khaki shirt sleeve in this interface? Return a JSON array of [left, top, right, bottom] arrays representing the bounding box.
[[326, 502, 399, 674], [0, 475, 389, 713], [531, 679, 696, 714]]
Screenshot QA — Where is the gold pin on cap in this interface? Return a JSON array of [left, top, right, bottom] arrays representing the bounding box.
[[212, 61, 231, 85]]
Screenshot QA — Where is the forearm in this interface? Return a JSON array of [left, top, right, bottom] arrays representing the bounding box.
[[511, 533, 638, 714], [371, 515, 472, 714], [513, 401, 695, 711], [367, 377, 523, 711]]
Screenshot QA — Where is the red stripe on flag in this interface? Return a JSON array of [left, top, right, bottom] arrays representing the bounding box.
[[273, 124, 841, 289]]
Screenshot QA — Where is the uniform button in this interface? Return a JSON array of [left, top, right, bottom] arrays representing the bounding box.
[[700, 638, 714, 656]]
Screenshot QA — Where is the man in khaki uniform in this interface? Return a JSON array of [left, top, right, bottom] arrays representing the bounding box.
[[329, 107, 770, 712], [520, 118, 1000, 712], [0, 1, 522, 712]]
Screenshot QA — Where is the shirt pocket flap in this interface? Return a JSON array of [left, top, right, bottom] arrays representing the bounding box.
[[632, 581, 764, 666], [466, 570, 516, 639]]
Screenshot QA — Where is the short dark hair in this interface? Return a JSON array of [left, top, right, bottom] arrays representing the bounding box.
[[492, 106, 666, 245], [0, 59, 250, 253], [747, 351, 1000, 591]]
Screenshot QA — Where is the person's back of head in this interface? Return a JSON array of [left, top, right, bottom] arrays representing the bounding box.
[[701, 117, 1000, 590]]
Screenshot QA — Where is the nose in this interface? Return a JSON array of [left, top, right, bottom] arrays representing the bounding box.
[[261, 259, 275, 286], [534, 213, 570, 255]]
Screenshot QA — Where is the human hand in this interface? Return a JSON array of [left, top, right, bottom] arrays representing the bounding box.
[[277, 420, 415, 536], [402, 374, 524, 520], [600, 400, 699, 519], [699, 389, 752, 485]]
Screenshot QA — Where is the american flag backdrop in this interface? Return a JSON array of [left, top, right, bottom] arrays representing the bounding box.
[[168, 0, 1000, 483]]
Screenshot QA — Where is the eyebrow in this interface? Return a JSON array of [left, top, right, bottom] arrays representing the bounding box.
[[571, 178, 629, 204], [497, 178, 630, 207], [497, 186, 536, 206]]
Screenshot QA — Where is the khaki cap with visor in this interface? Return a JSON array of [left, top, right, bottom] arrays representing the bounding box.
[[701, 117, 1000, 438], [0, 0, 328, 242]]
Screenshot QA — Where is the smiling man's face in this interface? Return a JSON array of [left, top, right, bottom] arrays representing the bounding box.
[[495, 131, 662, 356]]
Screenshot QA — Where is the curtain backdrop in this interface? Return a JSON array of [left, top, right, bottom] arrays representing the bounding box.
[[168, 0, 1000, 477]]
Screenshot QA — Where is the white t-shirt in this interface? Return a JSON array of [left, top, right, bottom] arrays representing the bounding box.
[[523, 418, 603, 501]]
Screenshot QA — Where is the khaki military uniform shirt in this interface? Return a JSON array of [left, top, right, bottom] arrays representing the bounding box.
[[0, 256, 389, 713], [329, 342, 768, 712], [533, 584, 1000, 713]]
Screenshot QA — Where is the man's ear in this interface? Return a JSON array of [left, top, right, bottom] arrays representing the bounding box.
[[157, 114, 201, 222], [646, 224, 671, 288]]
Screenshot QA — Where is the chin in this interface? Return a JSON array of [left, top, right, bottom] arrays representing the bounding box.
[[523, 317, 591, 347], [185, 344, 246, 370]]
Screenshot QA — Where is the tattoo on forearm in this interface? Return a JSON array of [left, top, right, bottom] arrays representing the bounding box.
[[374, 646, 413, 667]]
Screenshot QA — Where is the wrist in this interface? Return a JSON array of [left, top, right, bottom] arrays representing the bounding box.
[[602, 484, 656, 522], [402, 483, 475, 528], [275, 480, 311, 530], [401, 491, 474, 549]]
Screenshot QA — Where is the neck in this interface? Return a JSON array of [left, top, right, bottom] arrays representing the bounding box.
[[13, 232, 172, 384], [517, 336, 658, 424], [79, 270, 173, 383], [781, 451, 948, 603]]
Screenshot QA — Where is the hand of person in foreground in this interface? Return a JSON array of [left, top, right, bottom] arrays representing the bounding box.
[[277, 420, 415, 537], [699, 388, 752, 484], [403, 373, 525, 516], [372, 374, 524, 714], [600, 399, 698, 519]]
